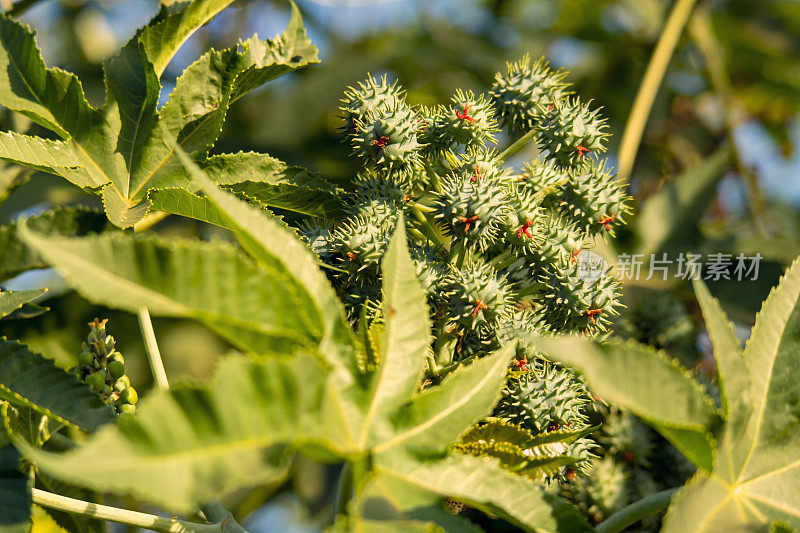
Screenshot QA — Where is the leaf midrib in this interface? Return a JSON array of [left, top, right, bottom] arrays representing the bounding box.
[[372, 353, 507, 453]]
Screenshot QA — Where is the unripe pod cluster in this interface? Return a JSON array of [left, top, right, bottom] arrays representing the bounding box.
[[72, 318, 137, 414]]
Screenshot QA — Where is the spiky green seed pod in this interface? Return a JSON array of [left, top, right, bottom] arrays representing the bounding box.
[[340, 74, 404, 131], [544, 160, 631, 236], [520, 157, 570, 194], [297, 220, 337, 263], [443, 262, 513, 332], [565, 437, 598, 478], [499, 214, 586, 292], [350, 100, 423, 168], [537, 97, 609, 168], [584, 457, 630, 516], [409, 243, 449, 295], [490, 55, 569, 135], [537, 267, 621, 333], [352, 167, 416, 198], [496, 359, 590, 433], [331, 202, 400, 274], [603, 410, 653, 466], [433, 171, 510, 250], [438, 90, 499, 148], [458, 149, 513, 186]]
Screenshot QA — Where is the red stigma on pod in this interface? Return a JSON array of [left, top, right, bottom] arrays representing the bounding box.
[[472, 299, 488, 318], [372, 136, 389, 148], [570, 247, 582, 263], [548, 423, 560, 432], [566, 469, 577, 481], [517, 220, 533, 239], [471, 167, 481, 182], [513, 358, 528, 371], [585, 308, 603, 324], [346, 251, 357, 262], [458, 214, 479, 233], [598, 213, 615, 230], [455, 103, 476, 123], [576, 146, 590, 160]]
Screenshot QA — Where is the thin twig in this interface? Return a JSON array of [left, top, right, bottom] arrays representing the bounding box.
[[136, 307, 170, 390], [498, 128, 538, 162], [617, 0, 700, 181], [32, 489, 221, 533]]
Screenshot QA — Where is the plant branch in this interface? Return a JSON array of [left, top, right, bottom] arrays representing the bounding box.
[[498, 128, 537, 162], [617, 0, 700, 181], [595, 487, 679, 533], [32, 488, 225, 533], [136, 307, 170, 390]]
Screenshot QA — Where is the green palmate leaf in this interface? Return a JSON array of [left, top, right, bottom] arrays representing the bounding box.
[[17, 225, 323, 356], [1, 402, 53, 449], [0, 131, 87, 182], [332, 518, 447, 533], [527, 334, 718, 471], [636, 143, 731, 256], [0, 339, 113, 432], [174, 143, 358, 387], [374, 343, 516, 456], [0, 289, 45, 319], [137, 0, 235, 78], [663, 256, 800, 531], [360, 217, 431, 447], [117, 3, 319, 226], [0, 207, 111, 281], [0, 437, 30, 533], [225, 181, 346, 218], [372, 451, 592, 533], [693, 278, 750, 430], [0, 15, 119, 188], [147, 187, 231, 228], [22, 353, 351, 513]]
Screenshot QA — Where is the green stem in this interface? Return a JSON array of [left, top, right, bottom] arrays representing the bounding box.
[[498, 128, 537, 162], [595, 488, 679, 533], [136, 307, 170, 390], [452, 240, 467, 269], [31, 489, 228, 533], [409, 203, 447, 247], [617, 0, 700, 181], [136, 308, 243, 531]]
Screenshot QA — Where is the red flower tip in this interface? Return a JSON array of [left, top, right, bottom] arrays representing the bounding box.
[[598, 213, 615, 231], [458, 214, 479, 233], [472, 299, 488, 318], [517, 220, 533, 240], [372, 136, 389, 148], [455, 103, 476, 123]]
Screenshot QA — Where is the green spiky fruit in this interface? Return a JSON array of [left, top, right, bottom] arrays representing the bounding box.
[[537, 97, 609, 168], [78, 351, 93, 367], [544, 159, 631, 236], [332, 202, 400, 275], [443, 262, 513, 332], [584, 457, 630, 517], [340, 74, 404, 131], [434, 171, 510, 250], [350, 100, 423, 168], [409, 243, 449, 295], [537, 268, 621, 333], [439, 90, 499, 148], [297, 220, 337, 263], [490, 55, 569, 135], [603, 410, 653, 465], [496, 359, 591, 433]]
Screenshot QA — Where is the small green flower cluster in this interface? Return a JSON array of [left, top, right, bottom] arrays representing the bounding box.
[[72, 319, 137, 414], [300, 55, 631, 478]]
